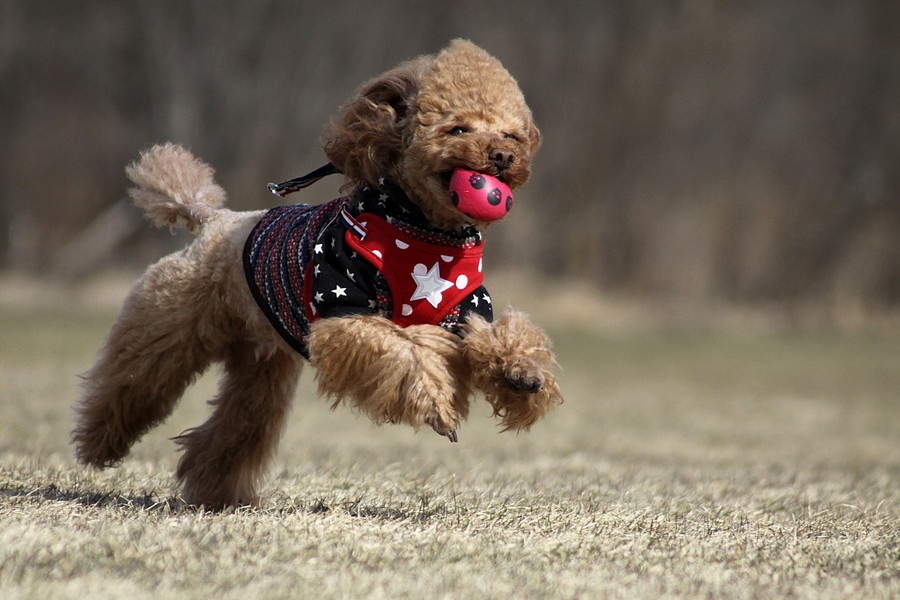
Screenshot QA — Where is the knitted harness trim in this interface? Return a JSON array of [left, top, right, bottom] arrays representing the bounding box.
[[243, 198, 345, 358]]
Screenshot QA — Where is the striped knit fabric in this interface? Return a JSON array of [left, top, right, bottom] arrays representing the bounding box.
[[243, 198, 346, 357]]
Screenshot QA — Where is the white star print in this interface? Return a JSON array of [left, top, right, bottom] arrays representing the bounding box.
[[346, 268, 356, 282], [314, 243, 323, 254], [378, 177, 385, 186], [314, 292, 324, 303], [410, 263, 453, 308], [332, 285, 347, 298], [471, 294, 480, 307], [314, 264, 320, 276], [368, 299, 377, 310], [482, 293, 491, 305]]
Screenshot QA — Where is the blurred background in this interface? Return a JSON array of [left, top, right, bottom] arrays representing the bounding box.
[[1, 0, 898, 319]]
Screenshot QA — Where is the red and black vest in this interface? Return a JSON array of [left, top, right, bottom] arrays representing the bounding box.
[[243, 182, 493, 358]]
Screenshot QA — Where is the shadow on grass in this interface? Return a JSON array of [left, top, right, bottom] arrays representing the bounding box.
[[1, 483, 457, 522], [0, 482, 186, 512], [284, 493, 455, 523]]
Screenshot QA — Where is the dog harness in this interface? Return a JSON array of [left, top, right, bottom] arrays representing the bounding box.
[[243, 182, 493, 358]]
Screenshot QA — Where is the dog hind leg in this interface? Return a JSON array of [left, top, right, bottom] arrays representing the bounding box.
[[174, 342, 301, 508], [72, 259, 215, 468]]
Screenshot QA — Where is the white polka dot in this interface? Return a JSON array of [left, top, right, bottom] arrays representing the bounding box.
[[395, 239, 410, 249], [401, 304, 413, 316], [413, 263, 427, 275], [372, 250, 383, 259], [456, 274, 468, 290], [441, 255, 454, 263], [478, 258, 483, 272]]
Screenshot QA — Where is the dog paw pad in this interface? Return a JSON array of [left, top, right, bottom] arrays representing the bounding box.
[[505, 372, 544, 394]]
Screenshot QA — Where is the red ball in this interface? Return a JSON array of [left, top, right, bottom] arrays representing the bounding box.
[[448, 169, 513, 222]]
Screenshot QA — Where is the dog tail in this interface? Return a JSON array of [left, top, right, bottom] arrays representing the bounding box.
[[126, 143, 227, 234]]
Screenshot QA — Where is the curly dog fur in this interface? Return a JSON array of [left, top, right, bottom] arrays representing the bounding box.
[[72, 39, 562, 509]]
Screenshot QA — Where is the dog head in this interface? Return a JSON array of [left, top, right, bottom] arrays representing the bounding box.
[[322, 39, 541, 230]]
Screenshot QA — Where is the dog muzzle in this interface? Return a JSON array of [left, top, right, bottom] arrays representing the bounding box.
[[448, 169, 513, 222]]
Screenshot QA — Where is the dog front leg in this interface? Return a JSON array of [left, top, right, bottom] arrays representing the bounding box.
[[307, 315, 469, 441], [460, 310, 563, 431]]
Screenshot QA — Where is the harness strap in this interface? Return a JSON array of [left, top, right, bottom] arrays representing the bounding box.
[[340, 211, 485, 328]]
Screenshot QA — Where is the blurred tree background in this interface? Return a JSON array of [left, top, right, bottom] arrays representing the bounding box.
[[1, 0, 897, 312]]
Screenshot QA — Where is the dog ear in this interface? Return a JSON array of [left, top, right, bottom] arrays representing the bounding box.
[[357, 65, 419, 121], [323, 57, 430, 186], [526, 119, 542, 157]]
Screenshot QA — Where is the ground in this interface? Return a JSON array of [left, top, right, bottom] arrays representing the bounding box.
[[0, 274, 897, 599]]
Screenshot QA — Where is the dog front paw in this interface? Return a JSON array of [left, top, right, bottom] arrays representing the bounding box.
[[461, 310, 563, 430], [504, 358, 545, 393], [428, 414, 459, 443]]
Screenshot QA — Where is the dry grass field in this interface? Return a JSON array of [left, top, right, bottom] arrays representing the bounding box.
[[1, 275, 898, 599]]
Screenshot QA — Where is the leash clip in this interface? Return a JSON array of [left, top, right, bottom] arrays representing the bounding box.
[[266, 163, 341, 198]]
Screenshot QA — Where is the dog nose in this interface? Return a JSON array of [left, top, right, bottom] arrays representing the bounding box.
[[489, 148, 514, 172]]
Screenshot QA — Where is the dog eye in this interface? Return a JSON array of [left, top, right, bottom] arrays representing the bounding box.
[[503, 133, 523, 142], [447, 126, 469, 136]]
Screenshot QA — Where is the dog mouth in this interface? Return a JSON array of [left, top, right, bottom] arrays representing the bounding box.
[[439, 168, 506, 189]]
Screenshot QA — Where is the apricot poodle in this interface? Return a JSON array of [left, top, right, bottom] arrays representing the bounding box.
[[72, 39, 563, 508]]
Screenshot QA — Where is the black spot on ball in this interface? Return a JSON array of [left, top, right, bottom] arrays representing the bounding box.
[[505, 196, 513, 212], [469, 174, 486, 189], [450, 191, 459, 206], [487, 188, 502, 206]]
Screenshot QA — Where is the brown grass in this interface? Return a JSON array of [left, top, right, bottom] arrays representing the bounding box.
[[1, 274, 898, 599]]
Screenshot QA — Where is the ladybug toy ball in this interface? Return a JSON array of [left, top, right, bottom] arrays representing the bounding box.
[[448, 168, 514, 222]]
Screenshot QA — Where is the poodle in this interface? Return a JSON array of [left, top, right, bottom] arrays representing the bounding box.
[[72, 39, 563, 509]]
